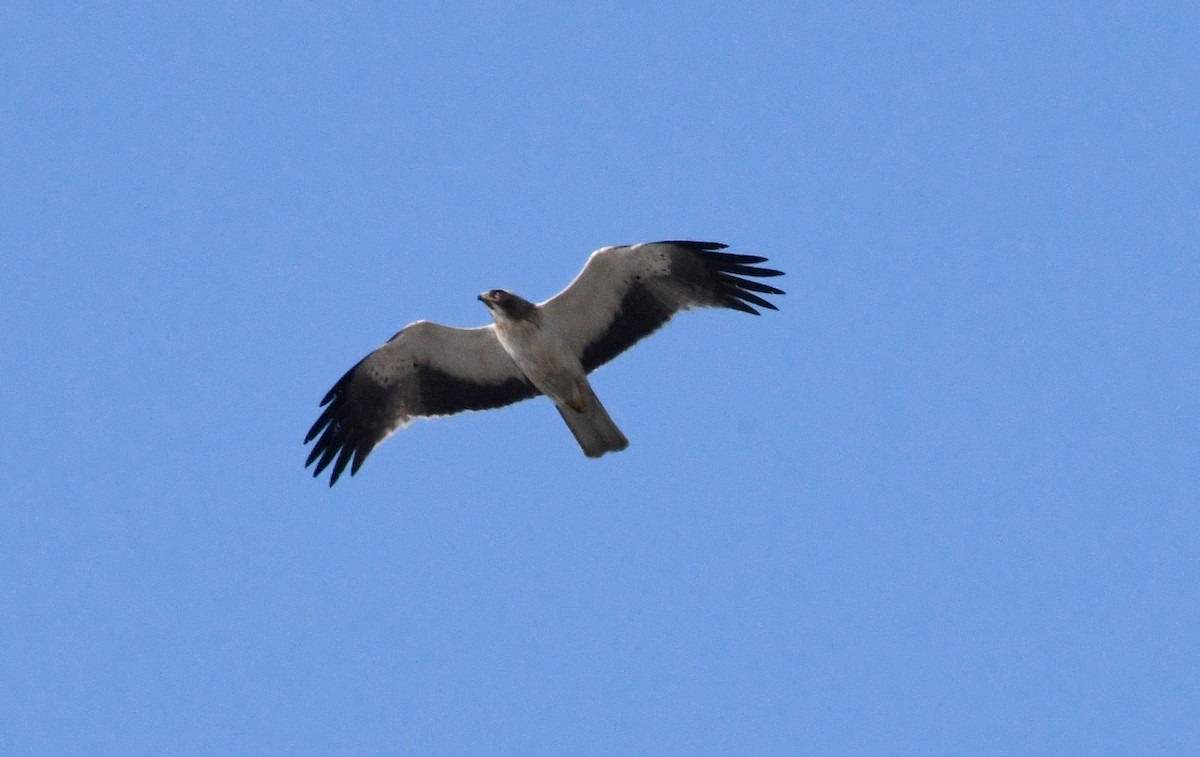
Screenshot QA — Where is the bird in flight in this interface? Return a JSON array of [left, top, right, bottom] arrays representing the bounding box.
[[304, 240, 784, 485]]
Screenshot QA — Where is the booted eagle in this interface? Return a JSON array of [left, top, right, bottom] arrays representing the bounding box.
[[305, 240, 784, 485]]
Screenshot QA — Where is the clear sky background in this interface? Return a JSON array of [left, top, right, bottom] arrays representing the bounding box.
[[3, 2, 1198, 754]]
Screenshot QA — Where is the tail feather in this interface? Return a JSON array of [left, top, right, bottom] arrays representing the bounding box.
[[556, 380, 628, 458]]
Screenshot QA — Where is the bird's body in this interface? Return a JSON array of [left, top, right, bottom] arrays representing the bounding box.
[[481, 289, 629, 457], [305, 241, 783, 485], [485, 296, 575, 403]]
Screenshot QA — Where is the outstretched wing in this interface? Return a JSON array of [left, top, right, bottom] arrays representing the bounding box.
[[304, 321, 538, 485], [539, 241, 785, 372]]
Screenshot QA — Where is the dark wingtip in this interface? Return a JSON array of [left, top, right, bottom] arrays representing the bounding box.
[[691, 247, 787, 314], [735, 278, 786, 296], [698, 250, 770, 265], [655, 240, 729, 251], [711, 261, 785, 278], [305, 444, 323, 468], [733, 289, 779, 311], [329, 445, 355, 486], [725, 299, 761, 315], [304, 359, 373, 487]]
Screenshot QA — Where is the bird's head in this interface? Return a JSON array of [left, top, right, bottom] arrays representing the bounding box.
[[478, 289, 537, 320]]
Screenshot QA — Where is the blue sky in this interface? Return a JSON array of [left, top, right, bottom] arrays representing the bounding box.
[[3, 2, 1198, 754]]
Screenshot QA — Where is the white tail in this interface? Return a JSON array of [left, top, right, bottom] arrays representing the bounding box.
[[555, 379, 629, 457]]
